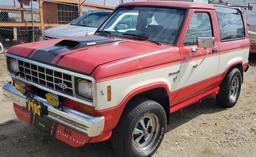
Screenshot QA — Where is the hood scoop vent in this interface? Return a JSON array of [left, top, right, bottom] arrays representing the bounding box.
[[55, 36, 119, 50], [55, 40, 81, 49]]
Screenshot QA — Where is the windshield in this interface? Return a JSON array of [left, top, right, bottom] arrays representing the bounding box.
[[71, 12, 111, 28], [97, 7, 186, 45]]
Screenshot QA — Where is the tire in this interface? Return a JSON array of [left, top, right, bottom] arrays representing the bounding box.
[[217, 68, 242, 108], [0, 35, 4, 43], [112, 99, 167, 157]]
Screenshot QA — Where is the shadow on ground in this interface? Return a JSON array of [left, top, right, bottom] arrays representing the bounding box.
[[249, 54, 256, 64], [0, 98, 225, 157]]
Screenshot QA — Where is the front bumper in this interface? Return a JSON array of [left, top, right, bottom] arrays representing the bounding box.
[[2, 82, 105, 137]]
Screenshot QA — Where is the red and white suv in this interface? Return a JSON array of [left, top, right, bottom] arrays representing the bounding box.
[[3, 2, 250, 157]]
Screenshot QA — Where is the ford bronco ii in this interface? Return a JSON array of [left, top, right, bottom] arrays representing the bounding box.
[[3, 1, 250, 157]]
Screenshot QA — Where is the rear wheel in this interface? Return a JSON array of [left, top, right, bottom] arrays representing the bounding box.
[[217, 68, 242, 108], [112, 99, 167, 157]]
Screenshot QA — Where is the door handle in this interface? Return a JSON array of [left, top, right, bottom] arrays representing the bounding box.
[[212, 48, 218, 53], [191, 47, 198, 53]]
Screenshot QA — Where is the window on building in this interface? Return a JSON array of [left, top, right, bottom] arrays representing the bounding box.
[[57, 4, 79, 24]]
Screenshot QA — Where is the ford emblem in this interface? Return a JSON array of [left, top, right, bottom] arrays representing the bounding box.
[[58, 83, 68, 90]]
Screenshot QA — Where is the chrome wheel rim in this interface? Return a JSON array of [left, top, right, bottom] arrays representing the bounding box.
[[229, 76, 240, 102], [132, 113, 160, 152]]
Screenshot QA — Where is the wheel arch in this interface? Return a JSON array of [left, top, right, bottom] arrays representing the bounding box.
[[118, 82, 171, 126], [223, 61, 244, 83]]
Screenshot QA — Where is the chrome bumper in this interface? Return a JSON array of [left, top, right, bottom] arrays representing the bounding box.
[[2, 82, 105, 137]]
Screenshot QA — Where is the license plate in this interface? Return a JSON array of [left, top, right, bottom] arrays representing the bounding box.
[[27, 99, 42, 117], [34, 116, 55, 133]]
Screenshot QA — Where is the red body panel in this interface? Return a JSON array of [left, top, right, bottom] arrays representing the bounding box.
[[250, 43, 256, 53], [121, 1, 214, 10], [92, 46, 181, 80], [55, 124, 89, 147], [8, 39, 61, 57], [13, 103, 32, 124], [58, 39, 174, 75]]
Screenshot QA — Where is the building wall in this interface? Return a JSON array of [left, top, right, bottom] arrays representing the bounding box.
[[43, 2, 58, 24]]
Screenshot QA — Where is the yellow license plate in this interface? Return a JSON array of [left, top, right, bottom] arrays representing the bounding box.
[[45, 93, 59, 108], [27, 99, 41, 117]]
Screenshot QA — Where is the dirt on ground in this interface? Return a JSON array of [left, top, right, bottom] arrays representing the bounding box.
[[0, 53, 255, 157]]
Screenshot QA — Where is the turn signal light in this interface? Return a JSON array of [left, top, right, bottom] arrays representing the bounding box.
[[107, 85, 112, 102], [14, 81, 26, 94]]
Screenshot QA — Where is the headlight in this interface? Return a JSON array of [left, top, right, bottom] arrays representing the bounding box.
[[8, 58, 19, 73], [77, 79, 93, 99]]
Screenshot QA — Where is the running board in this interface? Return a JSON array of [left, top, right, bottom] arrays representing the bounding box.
[[170, 87, 220, 113]]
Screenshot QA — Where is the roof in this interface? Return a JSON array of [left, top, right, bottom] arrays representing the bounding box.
[[89, 11, 112, 15], [120, 1, 215, 10]]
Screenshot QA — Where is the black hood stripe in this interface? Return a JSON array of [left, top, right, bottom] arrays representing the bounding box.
[[26, 49, 37, 58], [54, 40, 119, 65], [30, 46, 70, 64], [29, 36, 118, 65]]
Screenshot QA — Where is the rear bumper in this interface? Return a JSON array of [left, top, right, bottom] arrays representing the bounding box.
[[2, 82, 105, 138]]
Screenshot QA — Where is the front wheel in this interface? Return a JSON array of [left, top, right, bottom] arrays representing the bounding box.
[[112, 99, 167, 157], [217, 68, 242, 108]]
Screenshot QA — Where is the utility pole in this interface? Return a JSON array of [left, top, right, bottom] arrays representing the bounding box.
[[31, 0, 35, 42], [39, 0, 44, 32], [78, 0, 82, 16]]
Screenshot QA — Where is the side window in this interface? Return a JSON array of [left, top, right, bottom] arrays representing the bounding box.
[[216, 7, 245, 41], [184, 13, 213, 46], [115, 14, 138, 32]]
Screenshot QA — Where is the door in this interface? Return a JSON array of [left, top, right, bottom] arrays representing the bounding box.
[[171, 10, 220, 105]]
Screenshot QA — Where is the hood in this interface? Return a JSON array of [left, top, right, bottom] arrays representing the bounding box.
[[8, 35, 175, 75], [44, 24, 98, 38]]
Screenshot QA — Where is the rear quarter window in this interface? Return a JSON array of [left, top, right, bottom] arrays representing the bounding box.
[[216, 7, 245, 41]]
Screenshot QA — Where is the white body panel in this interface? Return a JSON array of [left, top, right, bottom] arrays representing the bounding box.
[[95, 48, 249, 110]]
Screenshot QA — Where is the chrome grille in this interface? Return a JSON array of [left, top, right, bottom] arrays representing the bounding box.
[[18, 60, 74, 96]]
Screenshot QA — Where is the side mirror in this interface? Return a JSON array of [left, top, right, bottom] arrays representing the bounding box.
[[115, 23, 128, 31], [197, 37, 214, 49]]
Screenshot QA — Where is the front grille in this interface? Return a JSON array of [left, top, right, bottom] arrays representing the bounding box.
[[18, 60, 74, 96]]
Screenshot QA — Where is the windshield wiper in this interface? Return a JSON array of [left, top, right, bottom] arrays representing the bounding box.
[[122, 33, 162, 46], [147, 39, 162, 46], [96, 30, 112, 36]]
